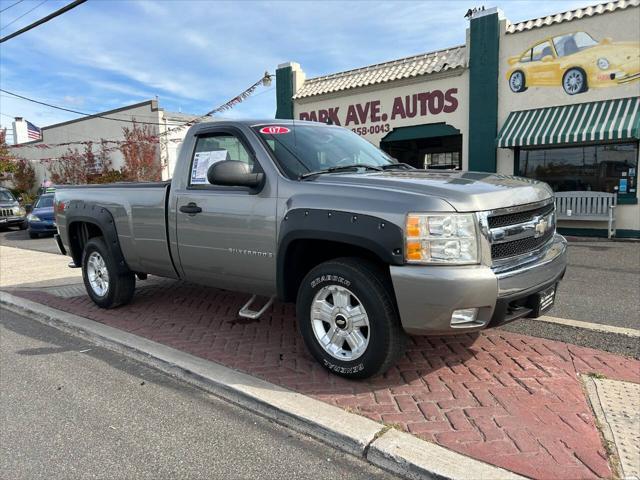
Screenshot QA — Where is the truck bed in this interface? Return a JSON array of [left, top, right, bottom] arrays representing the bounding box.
[[55, 181, 177, 279]]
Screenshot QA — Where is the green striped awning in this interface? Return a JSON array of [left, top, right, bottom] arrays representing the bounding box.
[[497, 97, 640, 148]]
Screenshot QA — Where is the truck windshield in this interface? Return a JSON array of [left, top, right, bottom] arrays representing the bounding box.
[[253, 124, 395, 179]]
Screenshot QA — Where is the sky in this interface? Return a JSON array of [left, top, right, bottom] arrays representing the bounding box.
[[0, 0, 599, 140]]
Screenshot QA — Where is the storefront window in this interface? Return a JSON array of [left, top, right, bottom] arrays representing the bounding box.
[[518, 142, 638, 200], [424, 152, 461, 170]]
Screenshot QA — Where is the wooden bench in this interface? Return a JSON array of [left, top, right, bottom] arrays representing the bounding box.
[[554, 191, 617, 238]]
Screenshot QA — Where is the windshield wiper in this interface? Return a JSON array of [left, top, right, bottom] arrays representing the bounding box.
[[381, 163, 415, 170], [299, 164, 383, 180]]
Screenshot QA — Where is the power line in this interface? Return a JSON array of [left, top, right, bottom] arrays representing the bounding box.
[[0, 0, 86, 43], [5, 72, 273, 149], [0, 90, 191, 126], [0, 0, 25, 14], [0, 0, 47, 31]]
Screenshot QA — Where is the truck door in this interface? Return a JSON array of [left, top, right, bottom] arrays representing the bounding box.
[[174, 128, 277, 296]]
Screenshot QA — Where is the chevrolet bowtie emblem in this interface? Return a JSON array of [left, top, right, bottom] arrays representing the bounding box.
[[533, 215, 549, 238]]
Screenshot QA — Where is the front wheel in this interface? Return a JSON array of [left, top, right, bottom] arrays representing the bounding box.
[[81, 237, 135, 309], [563, 68, 587, 95], [296, 258, 406, 379]]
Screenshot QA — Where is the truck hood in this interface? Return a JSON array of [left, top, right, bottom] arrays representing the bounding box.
[[0, 200, 19, 209], [311, 170, 553, 212]]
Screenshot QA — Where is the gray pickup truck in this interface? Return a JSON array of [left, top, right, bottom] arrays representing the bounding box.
[[54, 120, 566, 378]]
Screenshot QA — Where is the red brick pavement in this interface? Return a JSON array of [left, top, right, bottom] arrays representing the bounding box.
[[10, 279, 640, 480]]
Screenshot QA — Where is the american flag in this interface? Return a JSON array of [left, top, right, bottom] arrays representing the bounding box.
[[26, 120, 41, 140]]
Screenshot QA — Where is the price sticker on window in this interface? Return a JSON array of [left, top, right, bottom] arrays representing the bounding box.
[[259, 126, 290, 135]]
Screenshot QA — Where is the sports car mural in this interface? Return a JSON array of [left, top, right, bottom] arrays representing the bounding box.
[[506, 31, 640, 95]]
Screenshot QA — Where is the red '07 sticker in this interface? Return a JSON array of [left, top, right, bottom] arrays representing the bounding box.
[[259, 126, 290, 134]]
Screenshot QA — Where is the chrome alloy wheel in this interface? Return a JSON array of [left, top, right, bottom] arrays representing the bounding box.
[[563, 69, 584, 94], [310, 285, 370, 361], [86, 251, 110, 297]]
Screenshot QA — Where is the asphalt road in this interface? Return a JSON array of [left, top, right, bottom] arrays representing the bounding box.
[[0, 227, 59, 254], [0, 307, 395, 480], [1, 228, 638, 328], [550, 238, 639, 329]]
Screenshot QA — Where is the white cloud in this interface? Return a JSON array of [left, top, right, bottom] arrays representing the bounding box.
[[0, 0, 599, 124]]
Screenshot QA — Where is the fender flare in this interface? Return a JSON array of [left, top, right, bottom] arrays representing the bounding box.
[[276, 208, 405, 299], [65, 202, 130, 275]]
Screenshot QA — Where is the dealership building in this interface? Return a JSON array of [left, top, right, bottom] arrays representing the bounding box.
[[275, 0, 640, 237]]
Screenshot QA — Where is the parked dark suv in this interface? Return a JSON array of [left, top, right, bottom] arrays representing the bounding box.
[[0, 187, 27, 230]]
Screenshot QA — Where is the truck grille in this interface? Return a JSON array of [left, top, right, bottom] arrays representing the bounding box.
[[488, 203, 554, 229], [487, 201, 556, 261], [1, 208, 14, 217], [491, 230, 554, 260]]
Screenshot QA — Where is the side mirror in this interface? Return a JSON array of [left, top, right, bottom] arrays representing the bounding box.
[[17, 196, 23, 202], [207, 160, 264, 188], [542, 55, 553, 63]]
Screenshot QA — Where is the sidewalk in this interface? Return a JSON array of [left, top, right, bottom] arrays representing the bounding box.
[[2, 245, 639, 479]]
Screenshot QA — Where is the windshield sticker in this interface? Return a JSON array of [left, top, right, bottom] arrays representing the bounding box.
[[191, 150, 228, 184], [259, 126, 290, 135]]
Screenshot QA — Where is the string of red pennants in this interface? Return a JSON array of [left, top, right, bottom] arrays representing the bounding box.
[[10, 73, 272, 152]]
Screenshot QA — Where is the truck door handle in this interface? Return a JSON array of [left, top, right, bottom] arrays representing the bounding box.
[[179, 203, 202, 215]]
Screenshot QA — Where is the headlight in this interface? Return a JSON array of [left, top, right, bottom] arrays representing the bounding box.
[[405, 213, 479, 264], [27, 214, 40, 222], [597, 58, 609, 70], [17, 206, 26, 216]]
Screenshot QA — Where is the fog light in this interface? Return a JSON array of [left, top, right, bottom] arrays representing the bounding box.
[[451, 308, 479, 326]]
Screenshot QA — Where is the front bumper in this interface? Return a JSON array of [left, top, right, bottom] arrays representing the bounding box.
[[28, 220, 57, 233], [0, 216, 27, 227], [390, 234, 567, 335]]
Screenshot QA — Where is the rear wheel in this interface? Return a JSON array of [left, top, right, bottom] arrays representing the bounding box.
[[296, 258, 406, 379], [509, 70, 527, 93], [82, 237, 135, 308]]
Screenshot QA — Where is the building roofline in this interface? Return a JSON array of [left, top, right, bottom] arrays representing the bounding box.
[[506, 0, 639, 34], [301, 44, 466, 85], [41, 99, 160, 131]]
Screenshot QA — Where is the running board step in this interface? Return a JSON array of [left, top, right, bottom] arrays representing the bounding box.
[[238, 295, 274, 320]]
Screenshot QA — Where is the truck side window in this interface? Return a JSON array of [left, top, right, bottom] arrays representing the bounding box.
[[190, 133, 254, 186]]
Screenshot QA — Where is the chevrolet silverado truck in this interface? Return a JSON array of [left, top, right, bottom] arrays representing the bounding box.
[[54, 120, 567, 379]]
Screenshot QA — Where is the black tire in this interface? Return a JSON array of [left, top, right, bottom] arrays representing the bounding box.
[[296, 257, 406, 379], [28, 231, 39, 239], [81, 237, 135, 309], [562, 68, 588, 95], [509, 70, 527, 93]]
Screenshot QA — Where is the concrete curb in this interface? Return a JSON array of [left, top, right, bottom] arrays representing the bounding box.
[[1, 291, 524, 480]]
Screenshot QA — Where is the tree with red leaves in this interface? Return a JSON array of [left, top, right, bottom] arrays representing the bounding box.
[[48, 142, 98, 185], [119, 122, 161, 181], [0, 129, 16, 178]]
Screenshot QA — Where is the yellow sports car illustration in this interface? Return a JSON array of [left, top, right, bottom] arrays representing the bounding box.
[[506, 31, 640, 95]]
